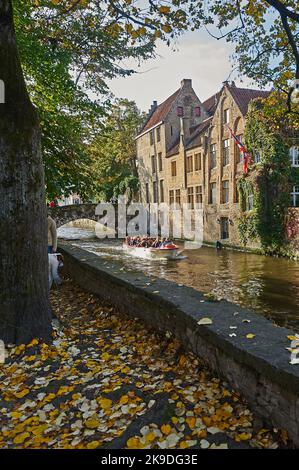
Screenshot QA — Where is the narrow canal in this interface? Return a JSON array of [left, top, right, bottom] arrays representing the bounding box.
[[58, 226, 299, 332]]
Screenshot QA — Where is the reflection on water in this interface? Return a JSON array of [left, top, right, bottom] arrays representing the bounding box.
[[59, 227, 299, 331]]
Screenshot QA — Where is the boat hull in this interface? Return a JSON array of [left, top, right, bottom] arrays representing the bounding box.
[[123, 244, 179, 260]]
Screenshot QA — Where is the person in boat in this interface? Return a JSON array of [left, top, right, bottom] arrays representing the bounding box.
[[151, 237, 161, 248], [138, 236, 149, 247], [160, 237, 171, 247]]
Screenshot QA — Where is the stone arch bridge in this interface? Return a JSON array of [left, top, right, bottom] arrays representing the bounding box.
[[48, 203, 141, 232], [48, 204, 99, 228]]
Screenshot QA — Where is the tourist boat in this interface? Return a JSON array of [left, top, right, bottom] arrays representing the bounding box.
[[123, 242, 179, 260]]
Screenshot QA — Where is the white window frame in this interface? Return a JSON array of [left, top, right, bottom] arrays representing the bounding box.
[[290, 185, 299, 207], [223, 108, 230, 124], [223, 138, 230, 166], [290, 146, 299, 167]]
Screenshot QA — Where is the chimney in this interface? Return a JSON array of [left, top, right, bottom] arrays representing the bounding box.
[[148, 100, 157, 114], [181, 79, 192, 89]]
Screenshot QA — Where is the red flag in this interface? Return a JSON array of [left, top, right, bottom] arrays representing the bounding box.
[[227, 126, 251, 175]]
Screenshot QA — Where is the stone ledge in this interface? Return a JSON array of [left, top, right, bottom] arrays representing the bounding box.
[[59, 241, 299, 447]]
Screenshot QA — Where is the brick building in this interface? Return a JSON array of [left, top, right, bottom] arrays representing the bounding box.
[[136, 79, 298, 247]]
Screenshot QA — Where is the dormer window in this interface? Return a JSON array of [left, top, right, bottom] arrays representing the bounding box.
[[177, 106, 184, 117]]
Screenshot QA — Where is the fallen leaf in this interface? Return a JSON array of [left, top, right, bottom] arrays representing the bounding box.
[[197, 318, 213, 325], [246, 334, 256, 339]]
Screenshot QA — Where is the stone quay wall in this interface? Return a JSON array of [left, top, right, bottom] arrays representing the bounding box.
[[59, 241, 299, 447]]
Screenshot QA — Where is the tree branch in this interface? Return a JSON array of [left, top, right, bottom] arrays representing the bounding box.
[[266, 0, 299, 23]]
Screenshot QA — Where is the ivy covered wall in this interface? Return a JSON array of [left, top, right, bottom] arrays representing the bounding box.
[[237, 99, 299, 255]]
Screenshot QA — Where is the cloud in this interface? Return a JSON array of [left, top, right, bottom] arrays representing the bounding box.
[[106, 31, 253, 111]]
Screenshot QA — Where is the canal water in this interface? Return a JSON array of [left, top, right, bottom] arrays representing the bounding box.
[[58, 226, 299, 331]]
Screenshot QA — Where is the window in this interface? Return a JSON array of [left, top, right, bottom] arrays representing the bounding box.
[[153, 181, 157, 203], [175, 189, 181, 207], [187, 187, 194, 209], [169, 189, 174, 205], [222, 180, 229, 204], [177, 106, 184, 117], [195, 106, 201, 117], [290, 185, 299, 207], [247, 193, 254, 210], [195, 185, 203, 205], [220, 217, 229, 240], [171, 161, 177, 177], [235, 135, 243, 163], [223, 139, 230, 166], [151, 155, 156, 173], [255, 151, 261, 163], [157, 126, 161, 142], [194, 153, 201, 171], [290, 146, 299, 167], [210, 144, 217, 169], [170, 125, 173, 136], [223, 108, 230, 124], [159, 180, 164, 203], [145, 183, 150, 203], [210, 182, 217, 204], [150, 131, 154, 146], [158, 152, 163, 172], [186, 155, 193, 173]]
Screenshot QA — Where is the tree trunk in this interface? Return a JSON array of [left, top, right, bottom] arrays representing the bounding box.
[[0, 0, 52, 344]]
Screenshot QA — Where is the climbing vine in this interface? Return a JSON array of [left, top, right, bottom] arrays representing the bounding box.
[[237, 99, 299, 255]]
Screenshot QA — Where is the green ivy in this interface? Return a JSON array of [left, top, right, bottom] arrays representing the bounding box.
[[237, 99, 295, 255]]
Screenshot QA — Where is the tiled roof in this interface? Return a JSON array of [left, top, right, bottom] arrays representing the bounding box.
[[139, 88, 181, 134], [186, 118, 212, 149], [166, 117, 212, 157], [166, 136, 180, 158], [201, 92, 220, 116], [227, 85, 270, 115]]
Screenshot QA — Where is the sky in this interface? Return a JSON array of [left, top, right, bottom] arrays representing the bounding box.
[[106, 30, 256, 113]]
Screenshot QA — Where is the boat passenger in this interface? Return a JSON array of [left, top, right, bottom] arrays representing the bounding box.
[[152, 237, 161, 248]]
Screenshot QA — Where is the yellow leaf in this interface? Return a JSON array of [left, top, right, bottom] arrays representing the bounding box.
[[101, 352, 110, 361], [179, 440, 189, 449], [126, 437, 144, 449], [119, 395, 129, 405], [43, 393, 56, 403], [32, 425, 48, 436], [85, 417, 100, 429], [246, 334, 256, 339], [161, 424, 171, 435], [287, 335, 297, 341], [162, 24, 172, 33], [27, 339, 39, 347], [237, 432, 252, 441], [159, 6, 171, 14], [13, 432, 30, 444], [25, 356, 36, 362], [15, 389, 30, 398], [202, 416, 212, 426], [87, 441, 100, 449], [98, 398, 112, 410], [186, 417, 196, 430], [145, 431, 156, 443]]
